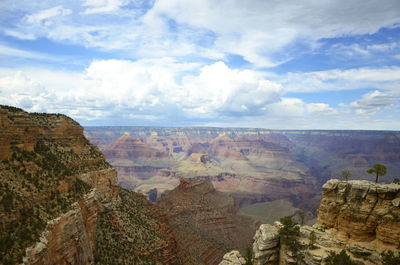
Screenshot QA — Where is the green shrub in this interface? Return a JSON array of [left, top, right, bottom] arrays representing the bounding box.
[[325, 250, 356, 265], [279, 216, 302, 262]]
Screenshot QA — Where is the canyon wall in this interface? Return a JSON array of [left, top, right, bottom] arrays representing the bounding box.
[[85, 126, 400, 215], [0, 105, 179, 265], [157, 178, 255, 265], [23, 190, 98, 265]]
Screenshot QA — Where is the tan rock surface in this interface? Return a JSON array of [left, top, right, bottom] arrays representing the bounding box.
[[219, 251, 246, 265], [317, 179, 400, 245]]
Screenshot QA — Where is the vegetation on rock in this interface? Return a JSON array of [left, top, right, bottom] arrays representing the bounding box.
[[278, 216, 303, 263], [0, 141, 94, 264], [325, 250, 356, 265], [308, 230, 317, 249], [95, 187, 179, 265], [367, 163, 387, 183], [340, 170, 351, 181]]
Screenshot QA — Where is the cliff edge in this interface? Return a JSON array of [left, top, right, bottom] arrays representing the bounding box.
[[220, 179, 400, 265], [0, 105, 179, 265]]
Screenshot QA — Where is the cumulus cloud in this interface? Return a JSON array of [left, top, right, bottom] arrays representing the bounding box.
[[348, 90, 397, 114], [181, 62, 283, 115], [0, 72, 54, 111], [0, 60, 284, 121]]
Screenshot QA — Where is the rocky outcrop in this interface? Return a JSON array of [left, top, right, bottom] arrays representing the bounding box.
[[219, 251, 246, 265], [23, 190, 98, 265], [79, 168, 118, 202], [317, 179, 400, 245], [253, 224, 280, 265], [220, 179, 400, 265]]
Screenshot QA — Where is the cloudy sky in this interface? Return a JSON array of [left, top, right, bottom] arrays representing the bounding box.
[[0, 0, 400, 129]]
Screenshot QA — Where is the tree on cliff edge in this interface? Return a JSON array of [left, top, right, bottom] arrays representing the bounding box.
[[367, 163, 387, 183]]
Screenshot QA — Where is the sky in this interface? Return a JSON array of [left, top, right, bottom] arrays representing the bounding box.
[[0, 0, 400, 129]]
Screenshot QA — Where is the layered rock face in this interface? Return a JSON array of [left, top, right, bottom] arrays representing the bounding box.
[[252, 224, 280, 265], [0, 105, 117, 265], [86, 127, 400, 217], [86, 127, 320, 212], [23, 190, 98, 265], [157, 178, 255, 265], [317, 179, 400, 245], [221, 180, 400, 265], [0, 106, 180, 265]]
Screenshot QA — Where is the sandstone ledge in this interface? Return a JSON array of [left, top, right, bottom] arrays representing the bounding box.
[[317, 179, 400, 245]]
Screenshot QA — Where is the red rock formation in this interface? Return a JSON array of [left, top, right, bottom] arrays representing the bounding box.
[[1, 106, 177, 265], [157, 178, 255, 265], [103, 132, 168, 159], [23, 190, 98, 265]]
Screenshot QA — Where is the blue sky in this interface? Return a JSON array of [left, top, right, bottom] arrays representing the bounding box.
[[0, 0, 400, 129]]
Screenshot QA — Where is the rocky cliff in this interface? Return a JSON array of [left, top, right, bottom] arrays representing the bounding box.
[[220, 179, 400, 265], [0, 105, 116, 265], [0, 105, 179, 265], [317, 179, 400, 246], [23, 190, 99, 265], [157, 178, 255, 265]]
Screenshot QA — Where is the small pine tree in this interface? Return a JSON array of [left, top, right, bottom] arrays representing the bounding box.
[[279, 216, 302, 263], [244, 246, 252, 265], [298, 210, 306, 225], [340, 170, 351, 181], [308, 231, 316, 249], [367, 163, 387, 183]]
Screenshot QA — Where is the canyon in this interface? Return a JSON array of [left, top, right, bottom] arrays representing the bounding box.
[[2, 105, 400, 265], [85, 126, 400, 217]]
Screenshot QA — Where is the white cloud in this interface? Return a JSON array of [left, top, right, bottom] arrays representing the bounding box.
[[348, 90, 397, 114], [2, 0, 399, 66], [1, 63, 399, 129], [181, 62, 283, 115], [0, 72, 53, 111], [264, 98, 339, 118], [82, 0, 128, 14], [0, 60, 283, 120], [367, 42, 397, 51], [280, 67, 400, 93], [0, 44, 52, 60], [146, 0, 400, 66], [306, 103, 338, 115], [3, 29, 36, 40], [24, 5, 72, 25]]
